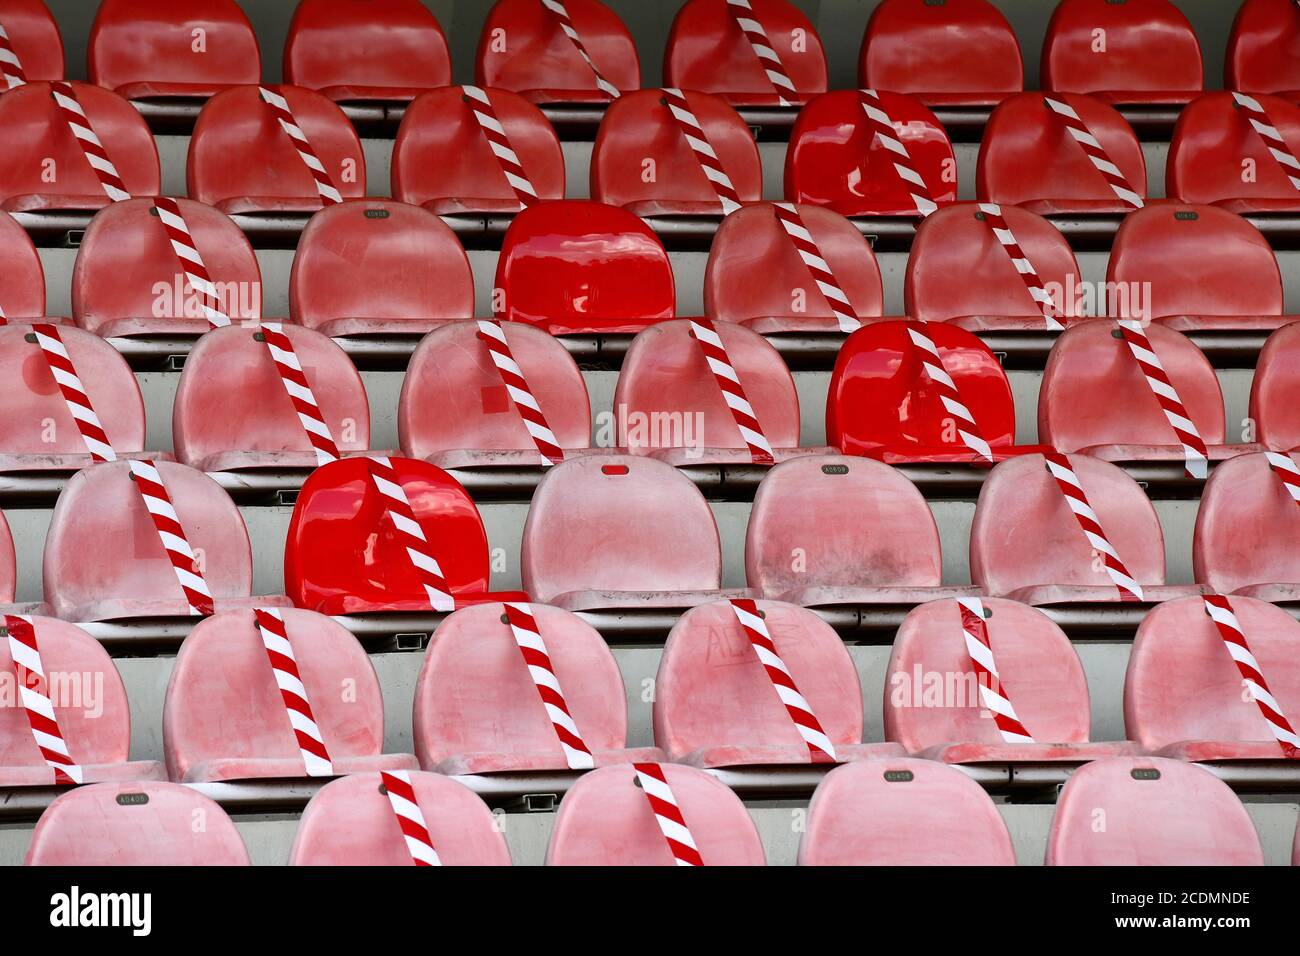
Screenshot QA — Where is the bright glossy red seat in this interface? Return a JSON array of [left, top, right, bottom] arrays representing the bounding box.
[[1250, 323, 1300, 451], [391, 87, 565, 216], [977, 92, 1146, 215], [413, 602, 662, 774], [0, 0, 63, 86], [0, 211, 54, 323], [188, 84, 365, 215], [494, 200, 676, 335], [1226, 0, 1300, 96], [284, 0, 450, 104], [26, 782, 250, 865], [290, 772, 512, 866], [1045, 757, 1264, 865], [545, 763, 765, 865], [786, 89, 956, 218], [476, 0, 639, 105], [799, 758, 1017, 865]]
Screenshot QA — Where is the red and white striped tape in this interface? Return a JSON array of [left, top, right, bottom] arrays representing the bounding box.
[[4, 615, 83, 785], [906, 321, 994, 463], [365, 456, 456, 613], [859, 89, 938, 217], [1042, 451, 1145, 601], [1232, 92, 1300, 193], [1043, 96, 1144, 209], [1202, 595, 1299, 758], [660, 88, 744, 215], [50, 82, 131, 203], [462, 85, 539, 210], [152, 197, 233, 329], [258, 323, 341, 467], [1265, 450, 1300, 505], [632, 762, 704, 866], [127, 459, 216, 617], [976, 202, 1064, 331], [1116, 319, 1209, 479], [539, 0, 621, 99], [726, 0, 796, 107], [252, 607, 334, 777], [687, 318, 774, 464], [0, 21, 27, 90], [955, 597, 1035, 744], [476, 320, 563, 466], [727, 598, 837, 761], [771, 202, 861, 333], [31, 324, 117, 463], [502, 602, 595, 770], [380, 769, 441, 866], [258, 85, 342, 205]]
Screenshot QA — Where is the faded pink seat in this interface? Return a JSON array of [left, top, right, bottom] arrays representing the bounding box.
[[886, 598, 1135, 764], [290, 771, 511, 866], [655, 598, 903, 767], [545, 763, 765, 866], [0, 211, 62, 325], [163, 607, 417, 783], [1127, 595, 1300, 762], [799, 758, 1017, 865], [0, 616, 164, 786], [25, 781, 250, 865], [971, 454, 1203, 606], [1046, 757, 1265, 865], [0, 508, 46, 616], [414, 603, 661, 774], [1250, 323, 1300, 452]]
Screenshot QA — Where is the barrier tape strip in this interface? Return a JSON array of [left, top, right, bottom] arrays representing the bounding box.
[[365, 456, 456, 613], [1043, 96, 1144, 209], [632, 762, 704, 866], [1265, 450, 1300, 505], [0, 21, 27, 90], [1116, 319, 1209, 479], [1042, 451, 1145, 601], [906, 321, 994, 462], [1232, 92, 1300, 193], [858, 89, 937, 217], [502, 602, 595, 769], [687, 318, 774, 464], [462, 85, 540, 209], [31, 324, 116, 463], [976, 202, 1064, 331], [660, 87, 744, 215], [258, 85, 342, 205], [380, 769, 441, 865], [252, 607, 334, 777], [539, 0, 621, 99], [50, 82, 130, 203], [4, 615, 82, 785], [259, 323, 341, 466], [726, 0, 796, 106], [955, 597, 1035, 743], [127, 459, 216, 616], [771, 202, 862, 333], [152, 197, 233, 328], [476, 320, 564, 465]]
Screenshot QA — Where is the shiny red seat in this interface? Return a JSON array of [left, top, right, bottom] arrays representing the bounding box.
[[88, 0, 260, 102], [786, 89, 956, 218], [413, 602, 662, 774], [0, 211, 56, 324], [494, 200, 675, 335], [1046, 757, 1264, 865], [1250, 323, 1300, 451], [0, 0, 63, 86], [391, 87, 565, 216], [284, 0, 450, 104], [1226, 0, 1300, 97]]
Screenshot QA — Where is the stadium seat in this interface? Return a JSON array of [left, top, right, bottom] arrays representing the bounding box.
[[1251, 323, 1300, 451], [1226, 0, 1300, 98], [977, 92, 1146, 215], [799, 758, 1017, 865], [704, 202, 884, 335], [163, 607, 418, 782], [786, 89, 956, 218], [397, 319, 593, 470], [1041, 0, 1203, 106], [476, 0, 640, 105], [187, 84, 365, 215], [1127, 595, 1300, 762], [971, 453, 1202, 606], [0, 81, 159, 215], [391, 87, 565, 216], [25, 781, 250, 865], [0, 211, 56, 324], [826, 319, 1049, 464], [662, 0, 827, 107], [654, 598, 904, 767], [545, 763, 765, 865], [590, 88, 761, 217], [290, 771, 512, 866], [1045, 757, 1265, 865], [88, 0, 260, 102], [906, 202, 1085, 332], [520, 453, 748, 612], [0, 509, 46, 615], [72, 197, 261, 339], [0, 0, 63, 86], [284, 0, 451, 105], [0, 615, 165, 786], [858, 0, 1023, 108], [494, 200, 676, 334], [412, 602, 662, 774]]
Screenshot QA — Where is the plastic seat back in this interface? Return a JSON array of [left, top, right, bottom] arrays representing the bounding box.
[[1167, 92, 1300, 206], [1250, 323, 1300, 451], [0, 212, 47, 320], [0, 0, 62, 84], [0, 509, 16, 603], [1193, 451, 1300, 594], [1226, 0, 1300, 95]]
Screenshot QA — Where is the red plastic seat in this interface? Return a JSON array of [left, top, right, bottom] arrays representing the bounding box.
[[290, 771, 512, 866], [971, 453, 1200, 606], [476, 0, 639, 105], [88, 0, 260, 101], [391, 87, 565, 216], [1045, 757, 1264, 865], [827, 319, 1047, 464], [494, 200, 676, 335], [1041, 0, 1203, 106], [906, 202, 1085, 332], [545, 763, 765, 865], [25, 781, 250, 865], [1226, 0, 1300, 96], [0, 615, 165, 786], [187, 84, 365, 215], [163, 607, 418, 782], [704, 202, 884, 335], [72, 197, 260, 339], [977, 92, 1146, 215], [663, 0, 827, 107], [786, 89, 956, 218], [398, 320, 592, 469], [655, 598, 904, 768], [0, 0, 63, 87], [799, 758, 1017, 865], [0, 81, 159, 215], [0, 211, 55, 323], [413, 602, 662, 774], [284, 0, 450, 104], [859, 0, 1023, 108], [1250, 323, 1300, 451]]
